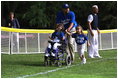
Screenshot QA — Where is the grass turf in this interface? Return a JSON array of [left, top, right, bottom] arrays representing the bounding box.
[[1, 49, 117, 78]]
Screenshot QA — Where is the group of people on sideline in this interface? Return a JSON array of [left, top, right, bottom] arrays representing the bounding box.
[[6, 3, 102, 64]]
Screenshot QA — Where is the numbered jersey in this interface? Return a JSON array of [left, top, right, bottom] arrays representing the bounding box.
[[72, 33, 88, 45]]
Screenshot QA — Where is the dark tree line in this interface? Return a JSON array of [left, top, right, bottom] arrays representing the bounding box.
[[1, 1, 117, 30]]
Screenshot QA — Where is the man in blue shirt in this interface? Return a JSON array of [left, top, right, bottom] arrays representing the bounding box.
[[56, 4, 78, 62]]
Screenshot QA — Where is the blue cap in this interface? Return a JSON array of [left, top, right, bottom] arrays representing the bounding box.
[[62, 4, 69, 8]]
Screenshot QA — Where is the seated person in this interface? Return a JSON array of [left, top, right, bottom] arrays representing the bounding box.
[[45, 24, 66, 57]]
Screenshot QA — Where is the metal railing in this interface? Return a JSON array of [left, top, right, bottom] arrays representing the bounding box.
[[1, 30, 117, 54]]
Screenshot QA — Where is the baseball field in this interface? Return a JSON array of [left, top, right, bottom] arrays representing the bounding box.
[[1, 49, 117, 78]]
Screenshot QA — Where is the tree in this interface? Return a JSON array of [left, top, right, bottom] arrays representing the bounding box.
[[1, 1, 117, 29]]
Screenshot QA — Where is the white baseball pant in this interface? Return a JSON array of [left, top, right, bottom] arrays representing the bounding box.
[[48, 42, 61, 50], [77, 44, 85, 57], [88, 30, 100, 58]]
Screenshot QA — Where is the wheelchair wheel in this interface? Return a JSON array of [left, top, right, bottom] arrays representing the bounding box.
[[44, 56, 49, 66], [49, 56, 56, 66], [57, 61, 62, 67], [65, 55, 72, 66]]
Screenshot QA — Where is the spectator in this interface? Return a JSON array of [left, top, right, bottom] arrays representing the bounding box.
[[6, 12, 20, 53], [87, 5, 102, 58], [6, 12, 20, 28]]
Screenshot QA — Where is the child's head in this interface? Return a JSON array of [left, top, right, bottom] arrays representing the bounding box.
[[76, 25, 83, 34], [9, 12, 14, 19], [55, 23, 64, 31]]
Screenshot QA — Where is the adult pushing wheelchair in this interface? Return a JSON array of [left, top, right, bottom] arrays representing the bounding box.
[[44, 40, 72, 67]]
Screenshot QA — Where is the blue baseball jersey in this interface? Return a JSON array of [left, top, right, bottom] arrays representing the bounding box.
[[72, 33, 88, 45], [56, 11, 78, 30], [51, 31, 65, 42]]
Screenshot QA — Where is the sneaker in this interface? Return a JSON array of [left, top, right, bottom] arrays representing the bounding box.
[[81, 58, 86, 64], [51, 53, 55, 57], [83, 58, 86, 64], [88, 56, 95, 58], [94, 56, 102, 58], [45, 53, 49, 57]]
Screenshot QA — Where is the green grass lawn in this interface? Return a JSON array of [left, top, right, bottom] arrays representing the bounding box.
[[1, 49, 117, 78]]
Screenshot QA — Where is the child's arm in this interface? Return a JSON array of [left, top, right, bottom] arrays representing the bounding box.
[[84, 35, 90, 46], [49, 36, 52, 40], [87, 40, 90, 47], [49, 33, 54, 40]]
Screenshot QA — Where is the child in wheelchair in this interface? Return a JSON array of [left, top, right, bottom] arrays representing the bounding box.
[[44, 23, 70, 66], [45, 23, 65, 57]]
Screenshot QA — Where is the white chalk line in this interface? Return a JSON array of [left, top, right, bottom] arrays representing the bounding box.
[[17, 57, 116, 78]]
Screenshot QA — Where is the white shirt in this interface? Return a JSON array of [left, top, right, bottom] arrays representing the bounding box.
[[49, 33, 60, 42], [53, 37, 60, 42], [87, 14, 97, 23]]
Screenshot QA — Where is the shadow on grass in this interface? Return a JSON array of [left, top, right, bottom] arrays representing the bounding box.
[[22, 61, 45, 67], [2, 59, 45, 67]]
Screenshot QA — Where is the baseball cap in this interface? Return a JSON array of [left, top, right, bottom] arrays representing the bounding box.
[[62, 4, 69, 8]]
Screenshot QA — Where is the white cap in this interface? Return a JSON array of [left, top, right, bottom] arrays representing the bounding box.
[[92, 5, 98, 9]]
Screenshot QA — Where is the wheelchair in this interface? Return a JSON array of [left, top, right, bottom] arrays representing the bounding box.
[[44, 40, 72, 67]]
